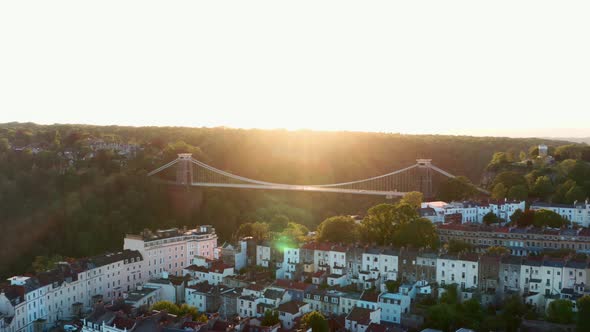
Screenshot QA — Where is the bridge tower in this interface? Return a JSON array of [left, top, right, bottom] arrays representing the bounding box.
[[176, 153, 193, 187], [416, 159, 433, 198]]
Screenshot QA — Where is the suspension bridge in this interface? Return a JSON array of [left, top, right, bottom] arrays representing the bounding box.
[[148, 153, 489, 198]]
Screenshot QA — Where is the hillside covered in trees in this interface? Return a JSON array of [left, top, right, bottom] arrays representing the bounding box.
[[486, 144, 590, 203], [0, 122, 576, 278]]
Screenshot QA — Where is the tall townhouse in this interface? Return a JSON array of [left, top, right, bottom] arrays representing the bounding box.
[[562, 260, 590, 291], [436, 254, 479, 291], [398, 248, 418, 283], [499, 255, 522, 297], [124, 226, 217, 278], [415, 252, 437, 283], [282, 247, 301, 280]]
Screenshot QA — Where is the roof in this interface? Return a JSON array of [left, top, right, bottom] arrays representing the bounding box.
[[263, 289, 285, 300], [0, 285, 25, 305], [111, 316, 136, 330], [184, 265, 208, 273], [543, 259, 566, 268], [89, 250, 143, 268], [523, 256, 543, 266], [273, 279, 311, 292], [245, 283, 265, 292], [366, 323, 404, 332], [184, 262, 232, 274], [187, 282, 215, 293], [240, 295, 258, 301], [346, 307, 375, 325], [531, 202, 587, 209], [125, 287, 158, 302], [85, 305, 117, 325], [129, 226, 215, 242], [565, 260, 589, 269], [360, 291, 379, 303], [365, 248, 382, 255], [210, 261, 232, 273], [422, 201, 448, 208], [277, 301, 307, 315]]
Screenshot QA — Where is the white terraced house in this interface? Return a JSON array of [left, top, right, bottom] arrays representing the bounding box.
[[124, 225, 217, 278], [531, 200, 590, 227], [1, 250, 146, 332], [436, 254, 479, 291], [421, 200, 526, 224]]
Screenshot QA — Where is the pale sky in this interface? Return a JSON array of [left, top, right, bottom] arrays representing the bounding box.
[[1, 1, 589, 137]]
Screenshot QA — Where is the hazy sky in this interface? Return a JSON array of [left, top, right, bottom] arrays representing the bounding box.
[[1, 1, 589, 137]]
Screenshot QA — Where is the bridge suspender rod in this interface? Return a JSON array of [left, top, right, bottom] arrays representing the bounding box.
[[190, 157, 421, 189], [147, 159, 180, 177]]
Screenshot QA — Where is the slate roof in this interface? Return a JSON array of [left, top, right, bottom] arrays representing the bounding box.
[[89, 250, 143, 268], [346, 307, 374, 325], [277, 301, 307, 315], [360, 291, 379, 303], [263, 289, 285, 300], [273, 279, 311, 292]]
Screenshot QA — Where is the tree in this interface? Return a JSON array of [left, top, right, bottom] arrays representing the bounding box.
[[437, 176, 477, 202], [554, 144, 582, 161], [492, 171, 528, 191], [532, 176, 554, 200], [500, 295, 528, 332], [507, 185, 528, 201], [483, 212, 499, 225], [178, 303, 207, 321], [361, 203, 421, 246], [152, 301, 180, 314], [152, 301, 205, 321], [447, 240, 474, 254], [301, 311, 328, 332], [486, 152, 510, 171], [426, 284, 462, 331], [533, 209, 566, 228], [31, 255, 64, 273], [385, 280, 401, 293], [546, 299, 574, 324], [486, 246, 510, 255], [491, 183, 507, 200], [395, 218, 438, 248], [554, 179, 577, 203], [281, 222, 309, 244], [317, 216, 359, 243], [510, 209, 523, 225], [0, 138, 9, 152], [261, 310, 280, 326], [565, 185, 585, 204], [460, 298, 484, 330], [426, 303, 459, 332], [517, 209, 535, 227], [577, 296, 590, 331], [361, 204, 398, 245], [401, 191, 423, 209], [236, 222, 270, 241]]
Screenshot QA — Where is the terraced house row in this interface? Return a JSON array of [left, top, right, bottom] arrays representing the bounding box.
[[5, 223, 590, 332], [437, 223, 590, 256], [0, 226, 218, 332], [256, 240, 590, 321]]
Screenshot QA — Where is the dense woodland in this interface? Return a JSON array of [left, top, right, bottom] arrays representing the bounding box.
[[487, 145, 590, 203], [0, 122, 580, 278]]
